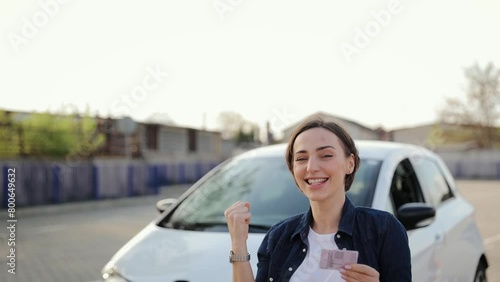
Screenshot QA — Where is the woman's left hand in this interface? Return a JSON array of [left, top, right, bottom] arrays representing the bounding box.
[[339, 264, 379, 281]]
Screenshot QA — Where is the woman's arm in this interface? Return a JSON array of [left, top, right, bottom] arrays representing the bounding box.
[[225, 201, 256, 282], [377, 215, 412, 281]]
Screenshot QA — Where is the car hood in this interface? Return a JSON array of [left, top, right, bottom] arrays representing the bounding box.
[[102, 222, 265, 282]]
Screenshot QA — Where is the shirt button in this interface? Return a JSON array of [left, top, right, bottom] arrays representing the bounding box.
[[289, 267, 293, 271], [336, 234, 341, 239], [269, 278, 273, 281], [302, 248, 306, 252]]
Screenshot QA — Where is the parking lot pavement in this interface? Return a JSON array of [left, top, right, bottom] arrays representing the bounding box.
[[456, 180, 500, 282], [0, 184, 192, 282]]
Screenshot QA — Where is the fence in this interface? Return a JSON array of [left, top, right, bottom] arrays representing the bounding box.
[[0, 159, 219, 208], [438, 150, 500, 179]]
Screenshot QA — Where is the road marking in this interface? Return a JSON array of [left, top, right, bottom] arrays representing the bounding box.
[[484, 233, 500, 245]]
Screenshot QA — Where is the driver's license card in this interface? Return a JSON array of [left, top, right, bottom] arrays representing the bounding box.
[[319, 249, 359, 270]]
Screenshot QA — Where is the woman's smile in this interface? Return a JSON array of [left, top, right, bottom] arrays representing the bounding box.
[[305, 177, 329, 187]]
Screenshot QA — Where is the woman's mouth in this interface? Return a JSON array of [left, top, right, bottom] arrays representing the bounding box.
[[306, 178, 328, 185]]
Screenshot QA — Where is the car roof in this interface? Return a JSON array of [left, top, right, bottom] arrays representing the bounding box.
[[237, 140, 429, 161]]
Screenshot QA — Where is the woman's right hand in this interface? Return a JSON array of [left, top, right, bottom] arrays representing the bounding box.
[[224, 201, 251, 251]]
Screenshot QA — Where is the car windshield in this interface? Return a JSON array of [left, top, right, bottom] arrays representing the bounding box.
[[161, 155, 382, 232]]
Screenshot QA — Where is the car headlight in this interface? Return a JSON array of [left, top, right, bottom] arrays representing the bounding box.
[[102, 267, 130, 282]]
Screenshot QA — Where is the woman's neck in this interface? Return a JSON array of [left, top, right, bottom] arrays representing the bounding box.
[[310, 194, 345, 234]]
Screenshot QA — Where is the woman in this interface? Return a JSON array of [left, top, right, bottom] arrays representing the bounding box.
[[225, 115, 411, 282]]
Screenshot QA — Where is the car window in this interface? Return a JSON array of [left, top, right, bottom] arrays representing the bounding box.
[[160, 155, 381, 232], [411, 158, 454, 208], [390, 159, 426, 212], [349, 159, 382, 207]]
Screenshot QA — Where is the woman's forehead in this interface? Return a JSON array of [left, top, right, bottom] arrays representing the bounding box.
[[293, 128, 342, 151]]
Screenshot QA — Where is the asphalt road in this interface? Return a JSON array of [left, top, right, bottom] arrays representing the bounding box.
[[0, 181, 498, 282], [456, 180, 500, 281], [0, 184, 192, 282]]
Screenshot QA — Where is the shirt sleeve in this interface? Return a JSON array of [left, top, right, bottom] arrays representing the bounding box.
[[378, 214, 412, 282], [255, 231, 271, 282]]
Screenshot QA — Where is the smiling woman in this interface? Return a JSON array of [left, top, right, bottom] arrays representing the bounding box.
[[224, 114, 411, 282]]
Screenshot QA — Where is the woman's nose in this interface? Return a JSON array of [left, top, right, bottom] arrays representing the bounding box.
[[306, 157, 320, 172]]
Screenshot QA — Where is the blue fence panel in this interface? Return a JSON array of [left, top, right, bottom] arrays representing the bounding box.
[[0, 159, 222, 208], [92, 165, 99, 200], [195, 162, 203, 180], [153, 165, 159, 195], [52, 164, 60, 204], [455, 162, 463, 179], [157, 164, 169, 186], [27, 163, 53, 205], [66, 165, 92, 202], [128, 165, 134, 196], [178, 163, 186, 184]]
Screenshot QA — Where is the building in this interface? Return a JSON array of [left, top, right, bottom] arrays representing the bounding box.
[[94, 116, 228, 162], [281, 111, 386, 142], [388, 122, 479, 152]]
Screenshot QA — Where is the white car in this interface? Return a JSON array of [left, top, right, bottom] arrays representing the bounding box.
[[101, 141, 489, 282]]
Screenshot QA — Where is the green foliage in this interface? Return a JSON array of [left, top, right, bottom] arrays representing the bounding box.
[[20, 112, 76, 157], [67, 114, 105, 161], [0, 111, 20, 158], [0, 108, 105, 159], [236, 127, 254, 144]]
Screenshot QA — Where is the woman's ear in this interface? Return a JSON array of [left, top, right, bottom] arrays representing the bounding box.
[[347, 153, 355, 174]]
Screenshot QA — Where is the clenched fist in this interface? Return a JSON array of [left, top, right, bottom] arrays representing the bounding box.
[[225, 201, 252, 252]]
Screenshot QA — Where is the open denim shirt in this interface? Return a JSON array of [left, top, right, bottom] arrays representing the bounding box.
[[256, 197, 411, 282]]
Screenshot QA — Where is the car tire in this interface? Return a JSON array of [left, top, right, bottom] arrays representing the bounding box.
[[474, 261, 487, 282]]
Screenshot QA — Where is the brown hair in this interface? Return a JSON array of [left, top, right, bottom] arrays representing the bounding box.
[[285, 115, 361, 191]]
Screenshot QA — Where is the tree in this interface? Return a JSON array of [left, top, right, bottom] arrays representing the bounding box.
[[440, 62, 500, 148], [216, 111, 261, 144], [236, 126, 254, 144], [0, 111, 20, 158], [0, 107, 105, 159], [216, 111, 246, 139], [145, 112, 175, 125]]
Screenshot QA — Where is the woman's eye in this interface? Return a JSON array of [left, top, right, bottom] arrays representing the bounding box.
[[295, 157, 307, 162], [321, 155, 333, 158]]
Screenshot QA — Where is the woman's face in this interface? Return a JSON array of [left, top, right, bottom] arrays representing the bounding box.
[[292, 127, 354, 203]]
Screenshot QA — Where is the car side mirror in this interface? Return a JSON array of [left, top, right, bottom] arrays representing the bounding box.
[[156, 198, 177, 214], [397, 202, 436, 231]]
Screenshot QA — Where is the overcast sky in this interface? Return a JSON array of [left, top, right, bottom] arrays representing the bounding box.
[[1, 0, 499, 137]]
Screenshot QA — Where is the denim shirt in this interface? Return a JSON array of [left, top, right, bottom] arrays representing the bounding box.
[[255, 197, 411, 282]]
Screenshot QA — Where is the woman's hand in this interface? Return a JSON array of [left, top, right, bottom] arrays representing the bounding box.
[[339, 264, 380, 282], [224, 201, 252, 251]]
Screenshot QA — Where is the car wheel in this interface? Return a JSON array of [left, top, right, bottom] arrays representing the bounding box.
[[474, 261, 487, 282]]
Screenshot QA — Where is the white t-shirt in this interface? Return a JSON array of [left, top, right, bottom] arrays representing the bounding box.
[[290, 227, 343, 282]]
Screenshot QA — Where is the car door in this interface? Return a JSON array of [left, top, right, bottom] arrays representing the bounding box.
[[389, 158, 445, 282], [411, 156, 477, 281]]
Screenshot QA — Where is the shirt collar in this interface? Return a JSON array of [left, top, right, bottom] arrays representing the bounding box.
[[291, 196, 356, 242]]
